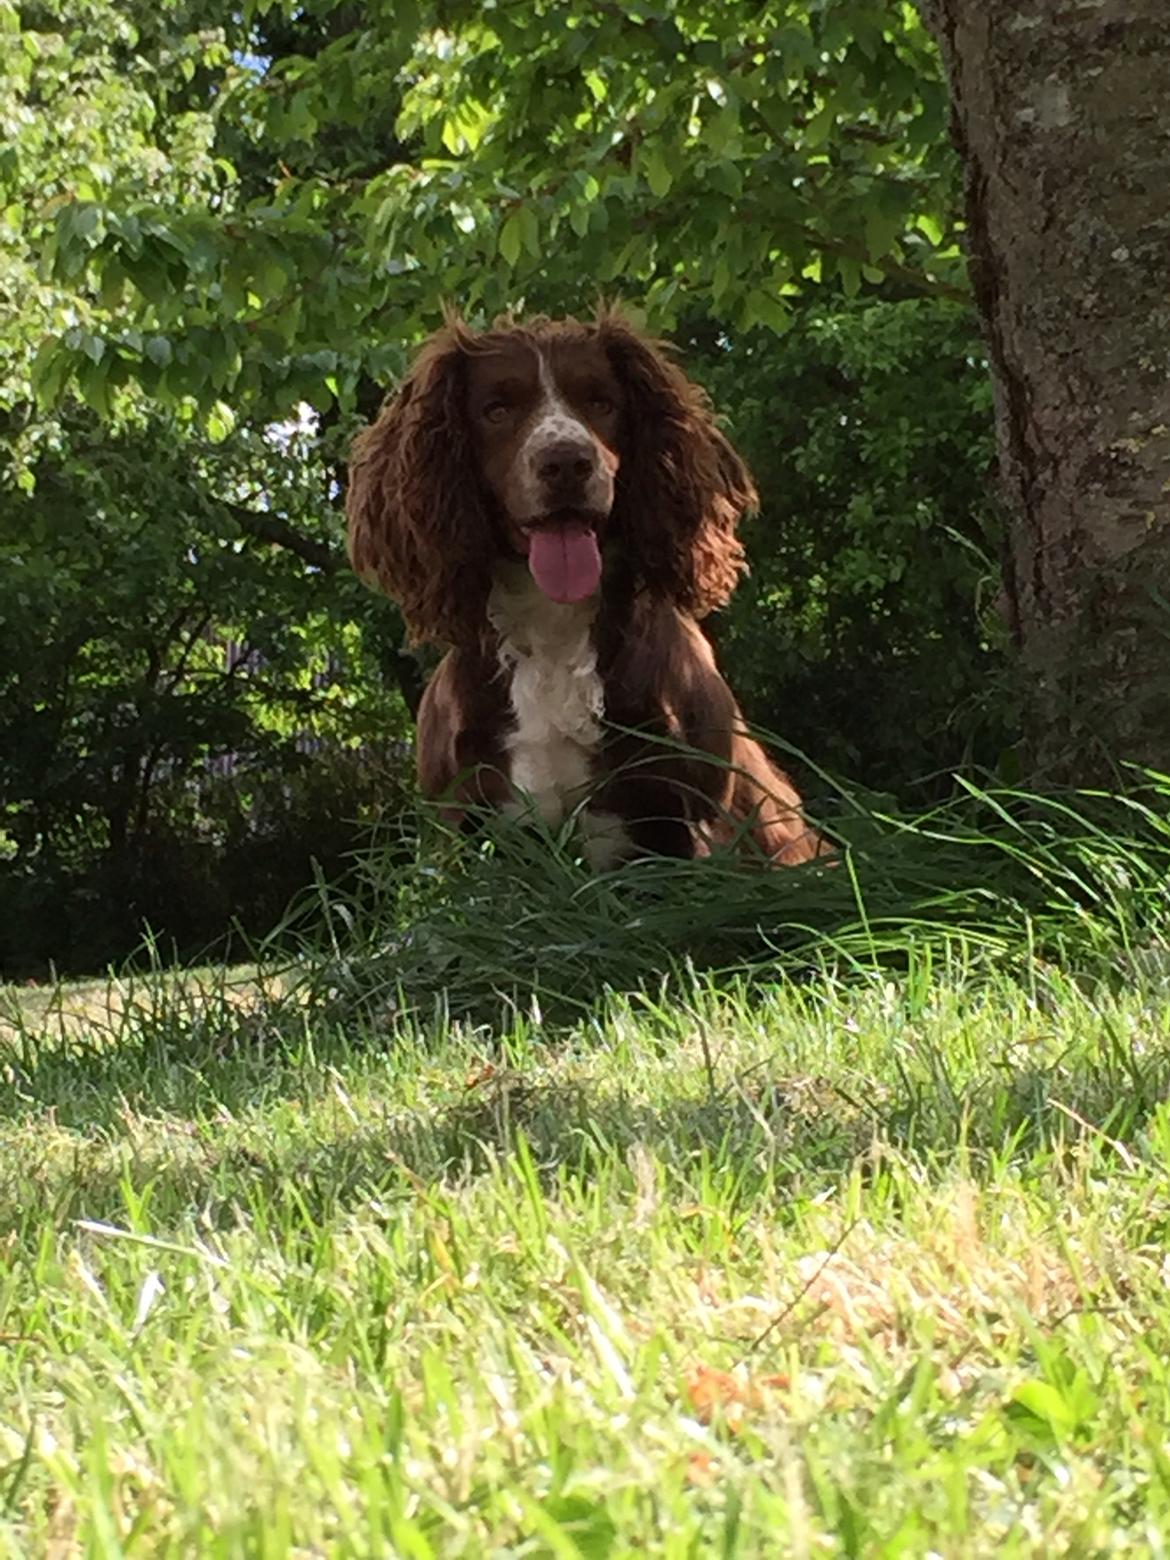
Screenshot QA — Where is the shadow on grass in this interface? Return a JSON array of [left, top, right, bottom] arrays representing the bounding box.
[[5, 996, 1169, 1243]]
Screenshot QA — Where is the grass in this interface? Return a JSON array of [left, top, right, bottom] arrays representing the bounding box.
[[2, 779, 1170, 1554], [289, 772, 1170, 1023]]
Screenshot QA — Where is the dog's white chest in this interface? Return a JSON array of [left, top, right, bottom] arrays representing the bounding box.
[[488, 574, 630, 869], [490, 580, 603, 823]]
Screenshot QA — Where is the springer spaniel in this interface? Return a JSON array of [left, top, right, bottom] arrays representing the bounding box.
[[347, 308, 824, 869]]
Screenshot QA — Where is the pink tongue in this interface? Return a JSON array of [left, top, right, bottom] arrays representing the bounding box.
[[526, 524, 602, 603]]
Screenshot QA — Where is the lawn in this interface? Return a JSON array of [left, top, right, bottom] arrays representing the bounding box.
[[2, 957, 1169, 1554], [2, 787, 1170, 1554]]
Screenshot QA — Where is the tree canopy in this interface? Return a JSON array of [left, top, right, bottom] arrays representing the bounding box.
[[5, 0, 965, 432]]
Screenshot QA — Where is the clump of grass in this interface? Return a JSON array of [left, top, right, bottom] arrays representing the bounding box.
[[275, 770, 1170, 1027]]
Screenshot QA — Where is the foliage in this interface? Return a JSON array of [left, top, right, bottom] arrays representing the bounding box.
[[4, 0, 964, 424], [703, 295, 1004, 782], [0, 403, 414, 975], [1, 0, 1008, 973], [0, 292, 1003, 974], [3, 15, 1167, 1547], [283, 774, 1170, 1026]]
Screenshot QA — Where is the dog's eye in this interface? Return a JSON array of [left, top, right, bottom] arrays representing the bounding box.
[[588, 395, 615, 416], [482, 399, 512, 424]]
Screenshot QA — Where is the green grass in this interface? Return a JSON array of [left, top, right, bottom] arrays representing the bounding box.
[[3, 781, 1170, 1554], [286, 772, 1170, 1017]]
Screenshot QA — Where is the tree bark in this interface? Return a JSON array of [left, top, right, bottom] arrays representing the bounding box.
[[921, 0, 1170, 781]]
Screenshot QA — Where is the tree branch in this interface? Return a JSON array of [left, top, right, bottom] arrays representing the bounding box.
[[225, 503, 341, 573]]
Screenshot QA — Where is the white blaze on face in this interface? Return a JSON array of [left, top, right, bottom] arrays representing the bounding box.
[[512, 348, 610, 522]]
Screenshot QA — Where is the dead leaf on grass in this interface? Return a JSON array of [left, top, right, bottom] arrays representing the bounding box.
[[684, 1364, 790, 1431]]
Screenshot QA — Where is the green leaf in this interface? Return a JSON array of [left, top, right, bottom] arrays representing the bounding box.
[[642, 146, 673, 198], [865, 208, 904, 262], [518, 204, 541, 259], [1009, 1378, 1075, 1433], [98, 258, 126, 310], [73, 202, 101, 241], [444, 99, 491, 153], [30, 337, 71, 409], [838, 256, 862, 298], [77, 358, 112, 418], [301, 348, 338, 375], [804, 102, 836, 149], [498, 210, 523, 267], [744, 289, 790, 334], [205, 401, 236, 443], [145, 335, 173, 368], [705, 104, 740, 156]]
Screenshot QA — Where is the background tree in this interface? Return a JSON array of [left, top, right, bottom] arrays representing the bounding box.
[[2, 0, 1010, 972], [0, 404, 413, 973], [919, 0, 1170, 779]]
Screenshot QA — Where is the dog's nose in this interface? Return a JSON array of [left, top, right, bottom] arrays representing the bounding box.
[[536, 440, 595, 487]]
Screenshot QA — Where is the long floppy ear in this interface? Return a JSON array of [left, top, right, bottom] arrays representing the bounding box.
[[346, 325, 492, 646], [598, 312, 757, 616]]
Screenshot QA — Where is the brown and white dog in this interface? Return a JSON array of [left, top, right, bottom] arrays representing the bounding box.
[[347, 308, 825, 868]]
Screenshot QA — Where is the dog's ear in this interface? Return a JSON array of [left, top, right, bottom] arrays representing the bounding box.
[[599, 311, 756, 615], [347, 324, 493, 645]]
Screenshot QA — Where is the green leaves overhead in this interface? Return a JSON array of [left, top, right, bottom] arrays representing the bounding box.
[[3, 0, 966, 425]]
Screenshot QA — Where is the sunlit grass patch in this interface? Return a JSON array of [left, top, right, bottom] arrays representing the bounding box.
[[2, 958, 1170, 1550], [0, 961, 270, 1043]]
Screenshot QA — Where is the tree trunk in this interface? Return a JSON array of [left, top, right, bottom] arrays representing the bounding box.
[[921, 0, 1170, 781]]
